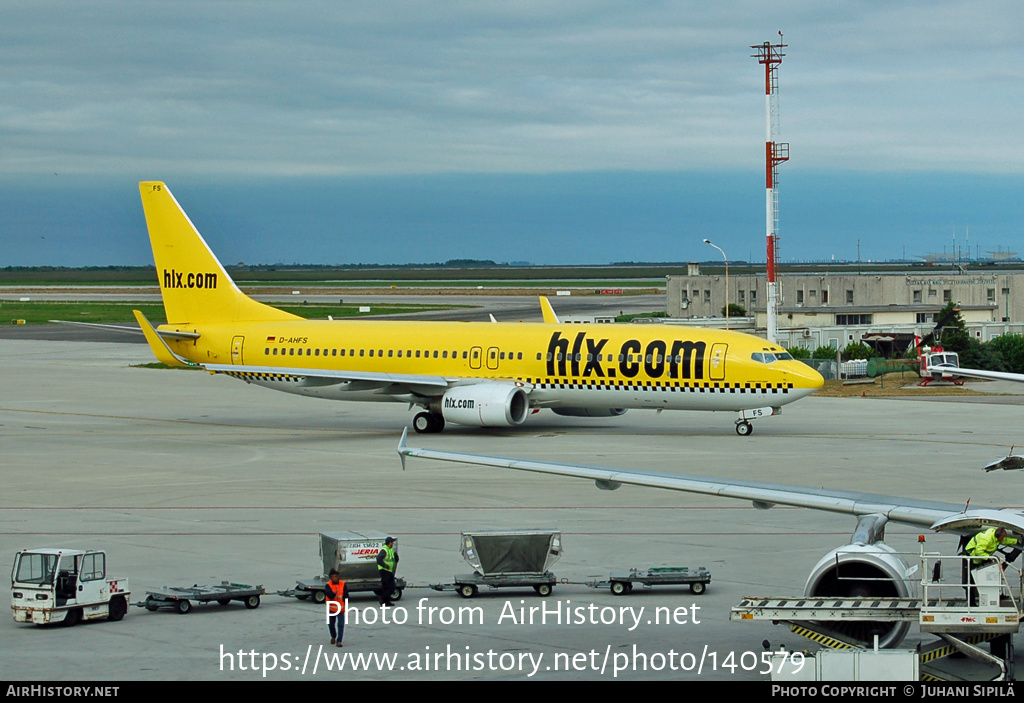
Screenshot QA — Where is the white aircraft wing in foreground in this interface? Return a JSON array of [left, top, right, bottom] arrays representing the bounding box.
[[397, 429, 1024, 647]]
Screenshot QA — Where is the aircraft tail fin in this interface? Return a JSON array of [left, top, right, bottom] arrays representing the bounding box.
[[138, 182, 301, 325], [539, 296, 560, 324]]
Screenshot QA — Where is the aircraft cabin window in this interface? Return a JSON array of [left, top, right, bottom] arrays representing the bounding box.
[[443, 351, 448, 359], [398, 350, 403, 358], [289, 348, 294, 356], [340, 349, 345, 356], [433, 351, 438, 359], [359, 349, 364, 357], [369, 349, 374, 357], [315, 349, 320, 356], [388, 350, 394, 357], [273, 348, 278, 355], [463, 351, 468, 359]]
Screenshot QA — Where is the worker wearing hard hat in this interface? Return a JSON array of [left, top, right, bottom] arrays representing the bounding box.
[[377, 536, 399, 607]]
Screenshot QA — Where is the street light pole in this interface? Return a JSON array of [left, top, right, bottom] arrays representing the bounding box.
[[703, 239, 729, 330]]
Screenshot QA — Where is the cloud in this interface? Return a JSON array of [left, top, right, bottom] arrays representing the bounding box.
[[2, 2, 1023, 178]]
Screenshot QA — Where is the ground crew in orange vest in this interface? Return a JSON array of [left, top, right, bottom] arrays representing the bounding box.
[[325, 569, 348, 646]]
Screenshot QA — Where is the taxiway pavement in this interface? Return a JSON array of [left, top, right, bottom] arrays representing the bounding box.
[[1, 339, 1021, 681]]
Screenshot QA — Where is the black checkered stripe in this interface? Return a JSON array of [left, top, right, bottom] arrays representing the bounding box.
[[524, 379, 793, 393], [225, 371, 303, 383]]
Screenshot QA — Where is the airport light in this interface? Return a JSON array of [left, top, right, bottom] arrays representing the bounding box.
[[703, 238, 729, 330]]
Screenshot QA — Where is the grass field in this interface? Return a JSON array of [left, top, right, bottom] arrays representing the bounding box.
[[0, 301, 465, 326], [813, 377, 996, 397]]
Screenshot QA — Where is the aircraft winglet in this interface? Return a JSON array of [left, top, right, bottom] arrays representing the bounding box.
[[398, 427, 409, 471], [539, 296, 560, 324], [133, 310, 196, 368]]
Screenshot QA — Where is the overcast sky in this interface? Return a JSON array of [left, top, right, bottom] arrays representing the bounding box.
[[3, 2, 1023, 267]]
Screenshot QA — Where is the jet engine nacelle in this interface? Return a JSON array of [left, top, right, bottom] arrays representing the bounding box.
[[551, 407, 627, 418], [805, 543, 916, 648], [437, 384, 529, 428]]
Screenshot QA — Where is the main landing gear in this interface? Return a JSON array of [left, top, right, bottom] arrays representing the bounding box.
[[413, 412, 445, 434]]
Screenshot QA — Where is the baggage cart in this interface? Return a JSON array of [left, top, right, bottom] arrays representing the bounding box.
[[137, 581, 264, 614], [588, 566, 711, 595]]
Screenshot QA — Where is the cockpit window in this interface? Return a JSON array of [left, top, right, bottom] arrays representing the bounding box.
[[752, 351, 793, 364]]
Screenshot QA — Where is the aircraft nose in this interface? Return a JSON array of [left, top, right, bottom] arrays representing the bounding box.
[[789, 361, 824, 390]]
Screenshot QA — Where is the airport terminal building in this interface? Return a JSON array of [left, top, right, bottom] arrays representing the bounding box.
[[666, 267, 1024, 352]]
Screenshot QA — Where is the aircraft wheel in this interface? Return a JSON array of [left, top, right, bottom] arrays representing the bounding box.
[[736, 421, 753, 436], [108, 596, 127, 621], [413, 412, 431, 433], [690, 582, 706, 595]]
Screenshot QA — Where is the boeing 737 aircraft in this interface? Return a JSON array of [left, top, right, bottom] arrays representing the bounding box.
[[135, 181, 823, 434]]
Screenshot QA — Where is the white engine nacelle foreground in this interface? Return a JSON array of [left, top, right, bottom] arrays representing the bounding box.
[[436, 384, 529, 428], [804, 543, 917, 648], [551, 408, 627, 418]]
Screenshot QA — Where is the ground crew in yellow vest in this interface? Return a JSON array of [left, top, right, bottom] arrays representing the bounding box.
[[325, 569, 348, 646], [377, 536, 399, 607], [966, 527, 1019, 566]]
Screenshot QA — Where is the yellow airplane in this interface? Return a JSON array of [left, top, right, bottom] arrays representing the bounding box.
[[135, 181, 824, 435]]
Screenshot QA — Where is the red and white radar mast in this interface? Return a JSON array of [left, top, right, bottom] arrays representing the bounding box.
[[752, 35, 789, 344]]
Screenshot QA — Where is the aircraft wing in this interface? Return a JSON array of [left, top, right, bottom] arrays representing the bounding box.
[[49, 319, 200, 341], [206, 363, 452, 394], [396, 430, 1024, 536], [931, 364, 1024, 384]]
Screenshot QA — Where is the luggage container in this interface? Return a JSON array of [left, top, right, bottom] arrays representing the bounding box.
[[431, 529, 562, 598], [279, 532, 405, 603]]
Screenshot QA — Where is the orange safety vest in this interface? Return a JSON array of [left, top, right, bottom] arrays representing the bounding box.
[[326, 579, 346, 612]]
